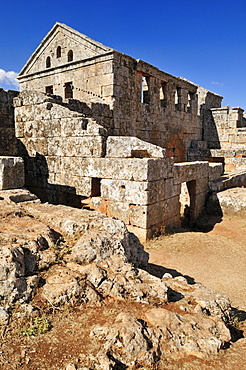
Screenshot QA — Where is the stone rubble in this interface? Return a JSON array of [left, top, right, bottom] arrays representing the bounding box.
[[0, 188, 234, 369]]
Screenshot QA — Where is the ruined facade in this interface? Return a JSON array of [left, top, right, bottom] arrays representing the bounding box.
[[1, 22, 246, 241], [18, 23, 223, 162]]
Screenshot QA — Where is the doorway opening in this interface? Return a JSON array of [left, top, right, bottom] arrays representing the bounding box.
[[179, 180, 196, 228]]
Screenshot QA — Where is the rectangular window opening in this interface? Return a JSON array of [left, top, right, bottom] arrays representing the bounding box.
[[160, 81, 167, 108], [45, 86, 53, 95], [141, 75, 150, 104], [91, 178, 101, 197], [175, 87, 182, 111], [187, 92, 195, 113], [64, 82, 73, 99]]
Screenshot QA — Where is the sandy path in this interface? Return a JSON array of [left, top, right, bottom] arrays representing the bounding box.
[[145, 214, 246, 368], [146, 215, 246, 311]]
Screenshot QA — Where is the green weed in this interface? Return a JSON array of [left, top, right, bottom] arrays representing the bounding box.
[[19, 317, 51, 336]]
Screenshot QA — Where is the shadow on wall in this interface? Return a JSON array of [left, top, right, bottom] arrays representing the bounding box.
[[200, 94, 221, 150], [50, 95, 114, 134], [17, 140, 83, 208], [0, 89, 19, 156], [191, 192, 223, 233]]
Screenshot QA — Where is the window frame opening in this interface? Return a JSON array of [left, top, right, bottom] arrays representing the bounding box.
[[67, 50, 73, 62], [45, 86, 54, 95], [64, 82, 73, 99], [160, 81, 168, 108], [46, 56, 51, 68], [141, 74, 150, 104], [56, 46, 61, 58], [91, 178, 101, 197], [187, 92, 195, 113], [175, 86, 182, 111]]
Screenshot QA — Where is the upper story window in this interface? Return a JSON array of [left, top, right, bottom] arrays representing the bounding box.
[[46, 56, 51, 68], [187, 92, 195, 113], [175, 87, 182, 111], [141, 75, 150, 104], [160, 81, 167, 108], [56, 46, 61, 58], [68, 50, 73, 62]]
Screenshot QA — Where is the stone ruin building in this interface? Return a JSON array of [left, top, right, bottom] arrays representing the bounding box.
[[1, 22, 246, 241]]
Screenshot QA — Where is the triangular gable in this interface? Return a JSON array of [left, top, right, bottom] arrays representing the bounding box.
[[19, 22, 113, 76]]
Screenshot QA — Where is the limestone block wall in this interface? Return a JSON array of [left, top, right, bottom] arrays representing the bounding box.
[[19, 43, 224, 164], [0, 89, 19, 155], [14, 91, 111, 202], [14, 90, 223, 241], [206, 107, 246, 171], [20, 24, 111, 77], [196, 86, 222, 112], [112, 53, 202, 162], [20, 54, 115, 107]]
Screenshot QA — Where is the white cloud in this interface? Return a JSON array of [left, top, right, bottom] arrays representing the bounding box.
[[212, 81, 224, 86], [0, 69, 19, 89]]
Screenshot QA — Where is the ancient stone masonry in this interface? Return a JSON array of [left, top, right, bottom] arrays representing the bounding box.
[[1, 22, 246, 240], [0, 89, 19, 156], [13, 90, 223, 241], [208, 106, 246, 172], [18, 22, 223, 163]]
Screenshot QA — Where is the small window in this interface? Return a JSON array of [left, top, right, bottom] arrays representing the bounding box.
[[175, 87, 182, 111], [91, 178, 101, 197], [68, 50, 73, 62], [45, 86, 53, 94], [46, 56, 51, 68], [56, 46, 61, 58], [141, 75, 150, 104], [160, 81, 167, 108], [187, 92, 195, 113], [64, 82, 73, 99]]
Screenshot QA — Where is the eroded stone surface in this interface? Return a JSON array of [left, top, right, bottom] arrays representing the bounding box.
[[0, 189, 234, 368]]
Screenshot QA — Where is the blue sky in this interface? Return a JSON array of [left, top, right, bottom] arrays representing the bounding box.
[[1, 0, 246, 109]]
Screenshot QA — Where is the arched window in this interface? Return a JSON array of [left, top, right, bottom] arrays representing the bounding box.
[[67, 50, 73, 62], [46, 56, 51, 68], [56, 46, 61, 58], [64, 82, 73, 99]]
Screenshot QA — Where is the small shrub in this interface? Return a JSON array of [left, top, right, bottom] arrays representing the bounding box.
[[19, 317, 51, 336]]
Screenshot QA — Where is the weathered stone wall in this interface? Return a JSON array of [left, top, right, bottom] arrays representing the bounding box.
[[111, 54, 203, 162], [14, 90, 223, 241], [19, 23, 114, 106], [0, 89, 19, 155], [14, 91, 111, 203], [19, 27, 223, 164], [20, 54, 115, 107], [205, 106, 246, 171]]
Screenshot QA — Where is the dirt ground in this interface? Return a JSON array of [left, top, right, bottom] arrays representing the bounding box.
[[146, 214, 246, 311], [146, 213, 246, 369], [0, 214, 246, 370]]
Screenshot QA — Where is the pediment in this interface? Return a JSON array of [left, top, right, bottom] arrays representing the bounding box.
[[19, 22, 113, 77]]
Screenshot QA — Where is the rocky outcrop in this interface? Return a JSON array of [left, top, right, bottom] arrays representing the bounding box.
[[0, 189, 235, 368], [217, 187, 246, 216]]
